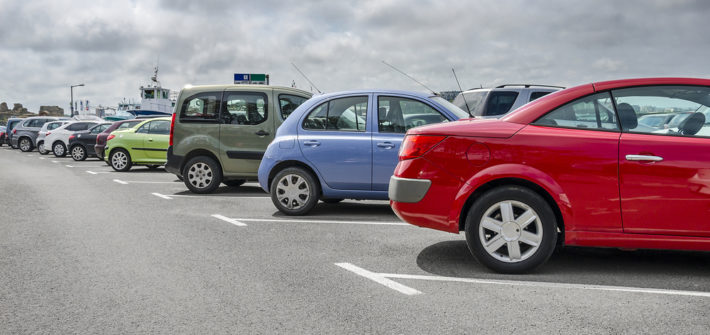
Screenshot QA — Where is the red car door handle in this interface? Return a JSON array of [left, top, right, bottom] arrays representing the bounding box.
[[625, 154, 663, 162]]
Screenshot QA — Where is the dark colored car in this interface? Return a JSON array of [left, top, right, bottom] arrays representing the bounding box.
[[5, 118, 24, 148], [68, 123, 112, 161], [0, 126, 6, 146], [94, 119, 144, 160]]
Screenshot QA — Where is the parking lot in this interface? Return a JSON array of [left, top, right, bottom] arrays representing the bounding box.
[[2, 147, 710, 334]]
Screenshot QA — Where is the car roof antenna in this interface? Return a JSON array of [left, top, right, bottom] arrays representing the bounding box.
[[451, 68, 473, 118], [382, 60, 437, 96], [291, 62, 322, 94]]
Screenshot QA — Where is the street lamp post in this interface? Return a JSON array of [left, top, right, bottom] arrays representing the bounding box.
[[70, 83, 85, 117]]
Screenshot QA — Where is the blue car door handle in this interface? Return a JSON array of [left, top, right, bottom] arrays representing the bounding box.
[[376, 142, 395, 149], [304, 140, 321, 147]]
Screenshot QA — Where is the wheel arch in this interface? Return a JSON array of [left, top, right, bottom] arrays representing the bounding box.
[[459, 177, 565, 246], [181, 149, 222, 175], [267, 160, 322, 196]]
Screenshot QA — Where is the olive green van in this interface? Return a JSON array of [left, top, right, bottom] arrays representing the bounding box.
[[166, 85, 312, 193]]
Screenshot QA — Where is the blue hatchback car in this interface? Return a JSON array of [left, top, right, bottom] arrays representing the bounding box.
[[258, 90, 469, 215]]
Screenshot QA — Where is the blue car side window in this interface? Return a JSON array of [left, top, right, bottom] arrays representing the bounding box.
[[302, 96, 368, 132]]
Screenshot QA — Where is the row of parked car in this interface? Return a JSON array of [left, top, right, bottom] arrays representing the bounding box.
[[6, 77, 710, 274]]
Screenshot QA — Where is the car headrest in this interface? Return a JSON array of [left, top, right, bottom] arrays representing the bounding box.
[[617, 103, 637, 131], [679, 112, 705, 136]]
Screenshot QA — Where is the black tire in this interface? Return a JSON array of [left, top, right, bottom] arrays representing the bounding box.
[[19, 137, 33, 152], [182, 156, 222, 194], [52, 141, 67, 157], [321, 198, 343, 204], [38, 141, 49, 155], [109, 148, 132, 172], [464, 186, 557, 274], [270, 167, 319, 216], [223, 179, 246, 187], [70, 145, 87, 161]]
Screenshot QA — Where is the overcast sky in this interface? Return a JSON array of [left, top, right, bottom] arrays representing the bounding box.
[[1, 0, 709, 113]]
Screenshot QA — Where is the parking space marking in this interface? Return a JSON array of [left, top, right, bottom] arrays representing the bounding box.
[[151, 192, 173, 200], [151, 192, 267, 199], [86, 170, 110, 175], [211, 214, 248, 227], [337, 263, 710, 298], [114, 179, 176, 184], [51, 160, 59, 163], [228, 217, 407, 226], [336, 263, 422, 295], [66, 164, 74, 167], [38, 157, 45, 160]]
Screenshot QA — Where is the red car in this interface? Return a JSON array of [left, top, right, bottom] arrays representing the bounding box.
[[390, 77, 710, 273]]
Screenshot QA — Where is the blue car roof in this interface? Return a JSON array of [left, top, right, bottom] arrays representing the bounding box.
[[312, 89, 436, 100]]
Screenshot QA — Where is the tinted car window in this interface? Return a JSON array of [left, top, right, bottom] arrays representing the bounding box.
[[180, 92, 221, 121], [279, 94, 308, 119], [148, 120, 171, 135], [303, 96, 368, 132], [453, 91, 487, 115], [530, 91, 552, 101], [378, 96, 446, 133], [221, 92, 268, 125], [485, 91, 519, 116], [534, 92, 619, 131], [47, 122, 62, 130], [117, 121, 142, 130], [613, 85, 710, 137]]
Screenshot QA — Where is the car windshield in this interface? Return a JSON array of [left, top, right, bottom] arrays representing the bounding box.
[[431, 96, 470, 119], [452, 91, 487, 116]]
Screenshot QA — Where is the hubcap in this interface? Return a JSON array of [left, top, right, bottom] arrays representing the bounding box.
[[72, 147, 84, 160], [187, 162, 213, 189], [54, 144, 64, 155], [479, 200, 543, 263], [275, 174, 310, 210], [38, 143, 44, 152], [112, 152, 127, 169], [20, 139, 29, 151]]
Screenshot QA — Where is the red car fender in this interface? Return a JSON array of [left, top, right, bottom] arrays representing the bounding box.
[[448, 163, 573, 233]]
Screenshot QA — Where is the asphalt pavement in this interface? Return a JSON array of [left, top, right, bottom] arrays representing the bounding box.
[[1, 147, 710, 334]]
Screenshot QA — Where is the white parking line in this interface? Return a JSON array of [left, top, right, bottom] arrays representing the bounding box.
[[211, 214, 248, 227], [51, 160, 59, 163], [336, 263, 422, 295], [38, 157, 45, 160], [66, 164, 74, 167], [151, 192, 173, 200], [114, 179, 176, 184], [86, 170, 110, 175], [230, 217, 407, 226], [151, 192, 267, 199], [337, 263, 710, 298]]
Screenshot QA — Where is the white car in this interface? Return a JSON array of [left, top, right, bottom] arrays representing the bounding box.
[[36, 121, 70, 155], [44, 121, 100, 157]]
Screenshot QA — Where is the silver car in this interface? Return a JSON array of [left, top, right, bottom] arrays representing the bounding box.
[[452, 84, 563, 118], [11, 117, 67, 152]]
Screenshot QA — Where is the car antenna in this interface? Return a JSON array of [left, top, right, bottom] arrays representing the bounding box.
[[291, 62, 322, 94], [451, 68, 473, 118], [382, 60, 437, 96]]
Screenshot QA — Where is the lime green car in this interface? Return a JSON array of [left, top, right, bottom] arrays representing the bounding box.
[[104, 117, 172, 171]]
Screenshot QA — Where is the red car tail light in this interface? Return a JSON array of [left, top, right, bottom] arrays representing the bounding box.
[[107, 134, 115, 141], [68, 135, 75, 140], [169, 112, 176, 146], [45, 131, 51, 136], [12, 129, 16, 134], [399, 135, 447, 160]]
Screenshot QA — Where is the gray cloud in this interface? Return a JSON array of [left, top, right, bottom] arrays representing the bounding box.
[[1, 0, 709, 113]]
